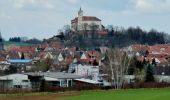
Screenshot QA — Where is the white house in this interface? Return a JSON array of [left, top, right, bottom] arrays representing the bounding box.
[[73, 64, 100, 81], [58, 53, 64, 62], [26, 72, 84, 88], [0, 74, 31, 89]]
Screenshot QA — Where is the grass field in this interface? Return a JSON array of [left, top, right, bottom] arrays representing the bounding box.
[[62, 88, 170, 100], [1, 88, 170, 100], [0, 92, 78, 100]]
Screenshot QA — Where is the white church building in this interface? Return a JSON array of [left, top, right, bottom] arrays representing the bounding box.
[[71, 8, 102, 31]]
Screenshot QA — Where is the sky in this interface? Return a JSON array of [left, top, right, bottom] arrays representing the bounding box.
[[0, 0, 170, 40]]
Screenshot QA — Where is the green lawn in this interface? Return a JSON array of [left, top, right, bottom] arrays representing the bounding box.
[[61, 88, 170, 100]]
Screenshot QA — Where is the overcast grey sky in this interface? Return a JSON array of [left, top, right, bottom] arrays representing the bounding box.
[[0, 0, 170, 40]]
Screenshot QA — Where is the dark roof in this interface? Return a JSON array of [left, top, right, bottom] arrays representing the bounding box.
[[26, 72, 84, 79]]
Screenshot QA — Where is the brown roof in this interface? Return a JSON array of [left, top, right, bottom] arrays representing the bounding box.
[[131, 44, 149, 52], [82, 16, 101, 21], [71, 16, 101, 24], [148, 44, 170, 54], [0, 58, 6, 62]]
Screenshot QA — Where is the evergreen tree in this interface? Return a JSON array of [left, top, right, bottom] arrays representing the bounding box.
[[152, 58, 157, 67], [21, 52, 25, 59], [40, 78, 46, 92], [4, 65, 18, 74], [145, 64, 155, 82], [142, 58, 147, 66]]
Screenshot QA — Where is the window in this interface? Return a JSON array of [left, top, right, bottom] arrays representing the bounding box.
[[60, 80, 67, 87], [22, 80, 29, 82], [52, 81, 60, 87], [14, 85, 22, 88], [68, 80, 72, 87]]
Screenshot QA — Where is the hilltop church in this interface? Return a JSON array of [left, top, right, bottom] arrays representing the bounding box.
[[71, 8, 102, 31]]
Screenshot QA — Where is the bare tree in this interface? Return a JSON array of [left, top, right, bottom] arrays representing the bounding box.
[[103, 48, 132, 89]]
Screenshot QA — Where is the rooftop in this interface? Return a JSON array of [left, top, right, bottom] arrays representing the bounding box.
[[26, 72, 84, 79], [8, 59, 32, 63]]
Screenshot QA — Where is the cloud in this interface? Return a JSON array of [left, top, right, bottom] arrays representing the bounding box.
[[67, 0, 78, 4], [0, 13, 12, 19], [13, 0, 36, 9], [13, 0, 54, 10], [130, 0, 170, 13], [0, 0, 170, 40]]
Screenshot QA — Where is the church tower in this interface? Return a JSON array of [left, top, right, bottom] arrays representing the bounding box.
[[78, 7, 83, 17], [0, 31, 4, 51], [78, 7, 83, 30]]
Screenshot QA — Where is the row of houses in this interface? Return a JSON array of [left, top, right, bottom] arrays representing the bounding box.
[[0, 43, 110, 90], [0, 72, 103, 91], [0, 43, 170, 90], [126, 44, 170, 82]]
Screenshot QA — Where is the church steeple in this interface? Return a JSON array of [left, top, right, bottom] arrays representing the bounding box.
[[78, 7, 83, 17], [0, 31, 2, 42], [0, 31, 4, 51]]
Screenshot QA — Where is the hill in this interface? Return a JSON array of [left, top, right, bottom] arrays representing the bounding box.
[[44, 26, 170, 48]]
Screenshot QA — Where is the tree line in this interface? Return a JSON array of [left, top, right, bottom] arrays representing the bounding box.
[[9, 37, 42, 44], [58, 25, 169, 48], [107, 26, 166, 45], [9, 37, 21, 42]]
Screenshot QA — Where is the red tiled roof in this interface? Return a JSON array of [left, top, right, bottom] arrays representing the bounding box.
[[72, 16, 101, 23], [9, 46, 36, 53], [148, 44, 170, 54], [147, 54, 168, 58], [0, 58, 6, 62], [79, 51, 100, 64], [137, 56, 169, 64], [71, 17, 78, 23], [137, 56, 153, 63], [157, 58, 168, 64], [82, 16, 101, 21], [79, 59, 99, 64], [131, 44, 149, 52]]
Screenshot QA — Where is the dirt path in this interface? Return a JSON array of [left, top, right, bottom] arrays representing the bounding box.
[[0, 93, 79, 100]]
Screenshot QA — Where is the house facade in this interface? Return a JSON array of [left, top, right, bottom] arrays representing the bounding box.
[[0, 74, 31, 90]]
